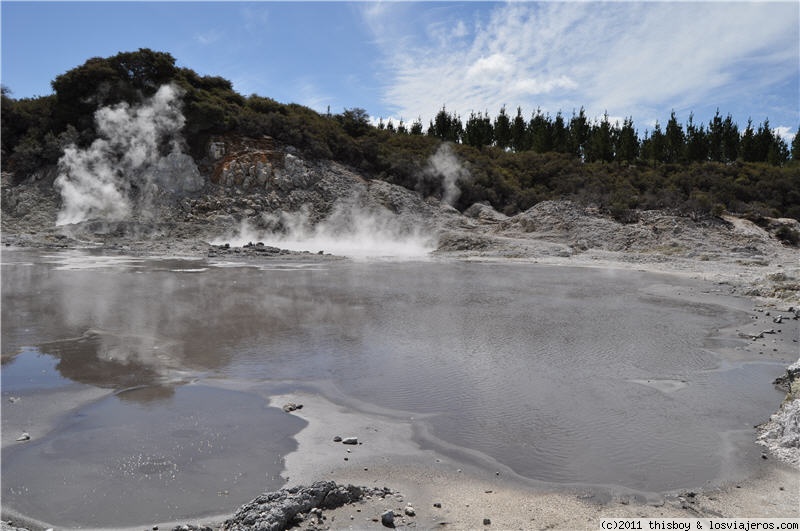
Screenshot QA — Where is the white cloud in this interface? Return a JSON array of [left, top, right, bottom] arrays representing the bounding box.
[[467, 53, 513, 79], [194, 29, 222, 46], [365, 2, 799, 128], [774, 126, 796, 146]]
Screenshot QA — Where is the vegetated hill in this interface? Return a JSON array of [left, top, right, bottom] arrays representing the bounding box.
[[2, 48, 799, 226]]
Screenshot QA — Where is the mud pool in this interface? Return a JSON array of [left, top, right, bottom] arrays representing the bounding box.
[[1, 248, 793, 528]]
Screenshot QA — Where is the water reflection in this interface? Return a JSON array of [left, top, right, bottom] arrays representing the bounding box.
[[1, 249, 793, 502]]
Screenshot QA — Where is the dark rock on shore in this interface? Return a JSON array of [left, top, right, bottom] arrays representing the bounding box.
[[224, 480, 391, 531]]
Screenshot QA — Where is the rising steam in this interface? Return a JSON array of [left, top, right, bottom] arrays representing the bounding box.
[[216, 196, 437, 260], [54, 84, 202, 226], [425, 143, 470, 206]]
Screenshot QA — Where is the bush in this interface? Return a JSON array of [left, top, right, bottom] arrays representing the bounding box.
[[775, 225, 800, 246]]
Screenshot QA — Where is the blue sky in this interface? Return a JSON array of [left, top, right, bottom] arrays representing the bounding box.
[[2, 1, 798, 140]]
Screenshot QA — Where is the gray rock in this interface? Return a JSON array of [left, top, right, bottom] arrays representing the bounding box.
[[225, 481, 391, 531], [341, 437, 358, 445], [380, 510, 395, 528]]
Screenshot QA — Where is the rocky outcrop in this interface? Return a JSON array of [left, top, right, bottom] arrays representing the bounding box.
[[758, 359, 800, 468], [223, 481, 392, 531]]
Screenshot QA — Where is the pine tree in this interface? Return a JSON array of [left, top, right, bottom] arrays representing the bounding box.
[[792, 126, 800, 161], [754, 119, 774, 162], [740, 118, 757, 162], [708, 109, 724, 162], [568, 107, 589, 158], [664, 110, 685, 163], [429, 106, 463, 143], [511, 107, 528, 152], [464, 111, 493, 148], [721, 114, 739, 162], [685, 113, 708, 163], [551, 112, 569, 153], [616, 117, 638, 163], [494, 106, 512, 150], [586, 113, 613, 163], [529, 108, 552, 154], [649, 122, 666, 164]]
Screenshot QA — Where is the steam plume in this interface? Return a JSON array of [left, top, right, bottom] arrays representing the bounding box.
[[425, 143, 470, 206], [216, 196, 437, 260], [55, 84, 202, 226]]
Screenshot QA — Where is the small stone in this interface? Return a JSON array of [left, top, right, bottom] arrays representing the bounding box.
[[333, 436, 342, 442], [433, 502, 442, 508], [404, 506, 416, 517], [381, 509, 395, 527], [282, 403, 302, 413], [483, 518, 492, 525], [342, 437, 358, 445], [16, 432, 30, 441], [761, 453, 768, 460]]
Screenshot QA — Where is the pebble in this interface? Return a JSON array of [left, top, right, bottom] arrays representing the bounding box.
[[381, 509, 395, 527], [333, 436, 342, 442], [433, 503, 442, 508], [341, 437, 358, 445], [483, 518, 492, 525], [404, 505, 416, 517], [16, 432, 30, 442]]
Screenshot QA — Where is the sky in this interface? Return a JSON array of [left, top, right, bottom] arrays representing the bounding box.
[[1, 1, 798, 141]]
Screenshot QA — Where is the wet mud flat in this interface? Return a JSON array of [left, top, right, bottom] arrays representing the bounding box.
[[1, 248, 798, 529]]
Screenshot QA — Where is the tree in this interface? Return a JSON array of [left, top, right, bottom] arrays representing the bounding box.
[[685, 113, 708, 163], [568, 107, 589, 158], [529, 108, 552, 154], [708, 109, 724, 162], [740, 118, 757, 162], [648, 122, 666, 164], [428, 106, 463, 143], [510, 107, 528, 152], [664, 110, 685, 163], [494, 106, 512, 149], [616, 117, 638, 163], [792, 126, 800, 161], [464, 111, 493, 148], [551, 112, 569, 153], [586, 113, 613, 163], [337, 107, 371, 137], [410, 117, 424, 135], [721, 114, 739, 163], [51, 48, 178, 133]]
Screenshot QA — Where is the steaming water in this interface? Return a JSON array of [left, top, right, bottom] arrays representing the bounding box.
[[1, 249, 794, 527]]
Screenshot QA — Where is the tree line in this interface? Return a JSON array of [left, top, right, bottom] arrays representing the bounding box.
[[372, 106, 796, 167]]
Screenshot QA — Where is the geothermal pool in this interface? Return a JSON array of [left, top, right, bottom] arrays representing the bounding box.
[[1, 248, 792, 527]]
